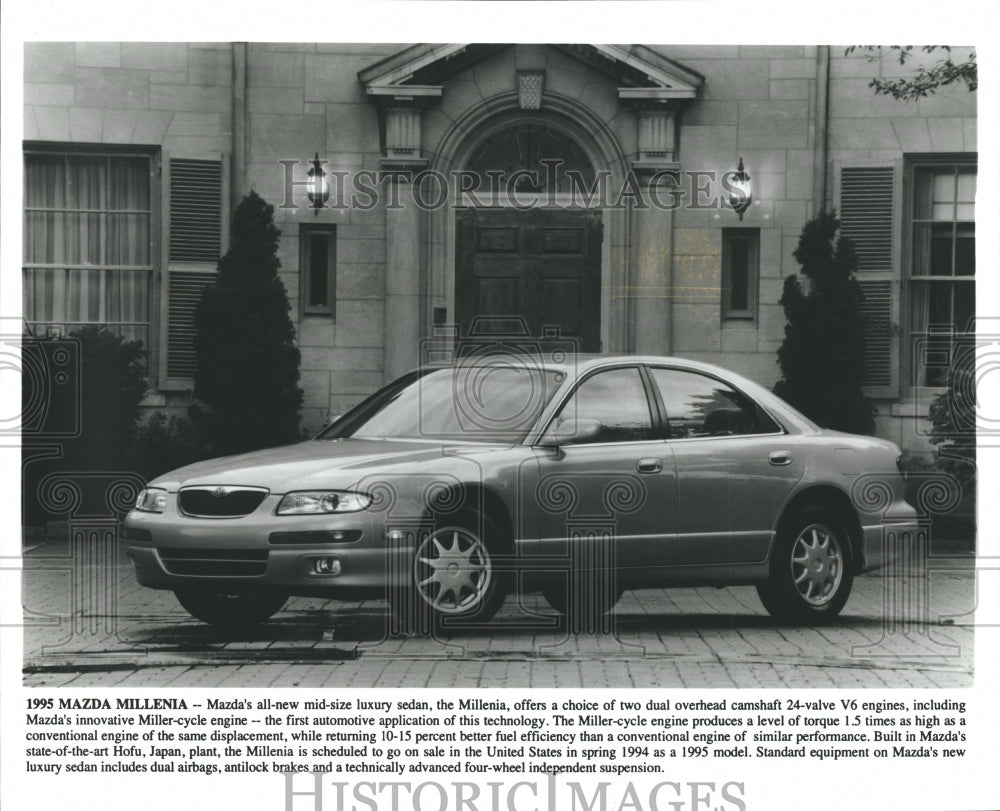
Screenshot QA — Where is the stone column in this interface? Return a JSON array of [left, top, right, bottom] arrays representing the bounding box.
[[628, 105, 680, 356], [631, 191, 675, 356], [384, 175, 422, 380]]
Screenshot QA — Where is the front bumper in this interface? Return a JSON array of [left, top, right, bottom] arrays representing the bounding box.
[[122, 493, 418, 596]]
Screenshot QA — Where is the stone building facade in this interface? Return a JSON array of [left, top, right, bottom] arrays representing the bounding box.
[[22, 42, 978, 451]]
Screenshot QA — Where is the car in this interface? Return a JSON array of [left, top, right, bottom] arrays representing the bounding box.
[[123, 354, 919, 631]]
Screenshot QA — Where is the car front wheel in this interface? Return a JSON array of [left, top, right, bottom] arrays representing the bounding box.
[[174, 590, 287, 626], [389, 509, 509, 634], [757, 506, 853, 624]]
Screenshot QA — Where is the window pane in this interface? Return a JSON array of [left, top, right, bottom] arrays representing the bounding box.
[[67, 156, 105, 210], [929, 225, 954, 276], [913, 169, 935, 219], [309, 233, 329, 307], [729, 238, 750, 311], [556, 367, 652, 443], [109, 157, 150, 211], [723, 229, 758, 319], [107, 213, 150, 265], [956, 170, 976, 206], [24, 155, 65, 208], [954, 282, 975, 333], [65, 213, 102, 265], [955, 224, 975, 276], [650, 368, 761, 438], [932, 171, 954, 204], [927, 286, 952, 327], [24, 211, 64, 263]]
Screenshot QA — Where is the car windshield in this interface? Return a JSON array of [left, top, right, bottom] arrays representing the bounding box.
[[318, 365, 567, 442]]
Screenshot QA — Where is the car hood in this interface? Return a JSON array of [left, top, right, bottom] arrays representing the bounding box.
[[150, 438, 510, 492]]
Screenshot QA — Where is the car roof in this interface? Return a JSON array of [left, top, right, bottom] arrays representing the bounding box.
[[422, 353, 819, 435], [425, 352, 739, 376]]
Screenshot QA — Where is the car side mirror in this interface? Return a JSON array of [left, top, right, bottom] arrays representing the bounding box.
[[546, 417, 602, 446]]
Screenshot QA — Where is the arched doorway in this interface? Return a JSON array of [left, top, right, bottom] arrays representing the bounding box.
[[453, 121, 604, 353]]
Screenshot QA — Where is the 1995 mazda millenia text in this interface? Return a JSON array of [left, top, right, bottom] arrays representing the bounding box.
[[124, 354, 919, 630]]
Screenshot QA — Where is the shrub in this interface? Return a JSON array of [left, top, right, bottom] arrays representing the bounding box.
[[191, 190, 304, 456], [64, 326, 148, 470], [928, 344, 976, 482], [22, 326, 147, 525], [132, 411, 211, 481], [773, 211, 875, 435]]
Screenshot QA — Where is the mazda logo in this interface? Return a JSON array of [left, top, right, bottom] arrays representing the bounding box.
[[211, 487, 229, 498]]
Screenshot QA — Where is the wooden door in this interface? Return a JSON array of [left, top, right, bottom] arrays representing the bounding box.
[[455, 208, 602, 352]]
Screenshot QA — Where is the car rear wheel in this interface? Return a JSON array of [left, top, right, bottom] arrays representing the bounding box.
[[389, 508, 509, 634], [757, 505, 853, 624], [174, 590, 287, 626]]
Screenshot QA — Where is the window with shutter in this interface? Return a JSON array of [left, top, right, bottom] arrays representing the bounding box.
[[165, 158, 225, 383], [906, 159, 976, 388], [838, 165, 897, 395]]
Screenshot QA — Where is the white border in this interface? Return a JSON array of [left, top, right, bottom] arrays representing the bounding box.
[[3, 3, 999, 810]]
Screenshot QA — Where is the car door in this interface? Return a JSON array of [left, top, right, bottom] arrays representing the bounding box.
[[532, 365, 677, 572], [647, 366, 804, 566]]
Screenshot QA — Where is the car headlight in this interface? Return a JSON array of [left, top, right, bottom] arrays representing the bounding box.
[[135, 488, 168, 513], [276, 490, 373, 515]]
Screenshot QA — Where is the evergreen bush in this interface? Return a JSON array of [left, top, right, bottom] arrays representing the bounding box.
[[191, 190, 304, 456], [774, 211, 876, 435]]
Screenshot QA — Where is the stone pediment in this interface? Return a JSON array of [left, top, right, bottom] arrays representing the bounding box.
[[358, 43, 703, 104]]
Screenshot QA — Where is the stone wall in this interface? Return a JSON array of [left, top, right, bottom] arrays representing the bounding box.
[[25, 42, 233, 155], [22, 42, 978, 445]]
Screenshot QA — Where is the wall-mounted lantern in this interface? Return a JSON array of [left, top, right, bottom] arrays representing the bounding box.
[[729, 157, 752, 220], [306, 153, 330, 214]]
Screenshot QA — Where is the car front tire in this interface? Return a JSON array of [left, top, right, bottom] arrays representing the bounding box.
[[757, 505, 854, 625], [174, 590, 288, 626], [389, 508, 510, 634]]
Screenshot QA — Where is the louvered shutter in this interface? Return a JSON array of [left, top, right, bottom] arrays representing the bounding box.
[[169, 159, 223, 262], [857, 281, 893, 388], [840, 167, 894, 271], [839, 166, 897, 395], [166, 271, 217, 379], [165, 159, 224, 381]]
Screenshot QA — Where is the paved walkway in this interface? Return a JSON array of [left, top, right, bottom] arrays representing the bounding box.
[[17, 538, 978, 688]]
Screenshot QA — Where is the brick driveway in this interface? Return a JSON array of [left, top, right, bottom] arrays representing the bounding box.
[[18, 537, 976, 688]]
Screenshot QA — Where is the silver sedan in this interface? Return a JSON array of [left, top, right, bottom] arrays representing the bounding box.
[[123, 355, 919, 631]]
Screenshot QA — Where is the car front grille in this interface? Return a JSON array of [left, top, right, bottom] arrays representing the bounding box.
[[157, 547, 269, 577], [178, 487, 268, 518]]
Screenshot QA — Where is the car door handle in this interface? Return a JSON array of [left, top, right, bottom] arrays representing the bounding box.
[[769, 451, 792, 466], [637, 458, 662, 474]]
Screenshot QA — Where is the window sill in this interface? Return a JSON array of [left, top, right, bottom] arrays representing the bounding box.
[[890, 399, 939, 418], [140, 391, 168, 408]]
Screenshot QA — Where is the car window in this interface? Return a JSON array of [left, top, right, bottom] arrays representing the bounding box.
[[650, 368, 771, 438], [551, 367, 654, 443], [320, 365, 566, 442]]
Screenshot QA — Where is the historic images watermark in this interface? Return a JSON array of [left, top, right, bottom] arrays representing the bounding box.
[[284, 772, 747, 811], [277, 160, 751, 213]]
